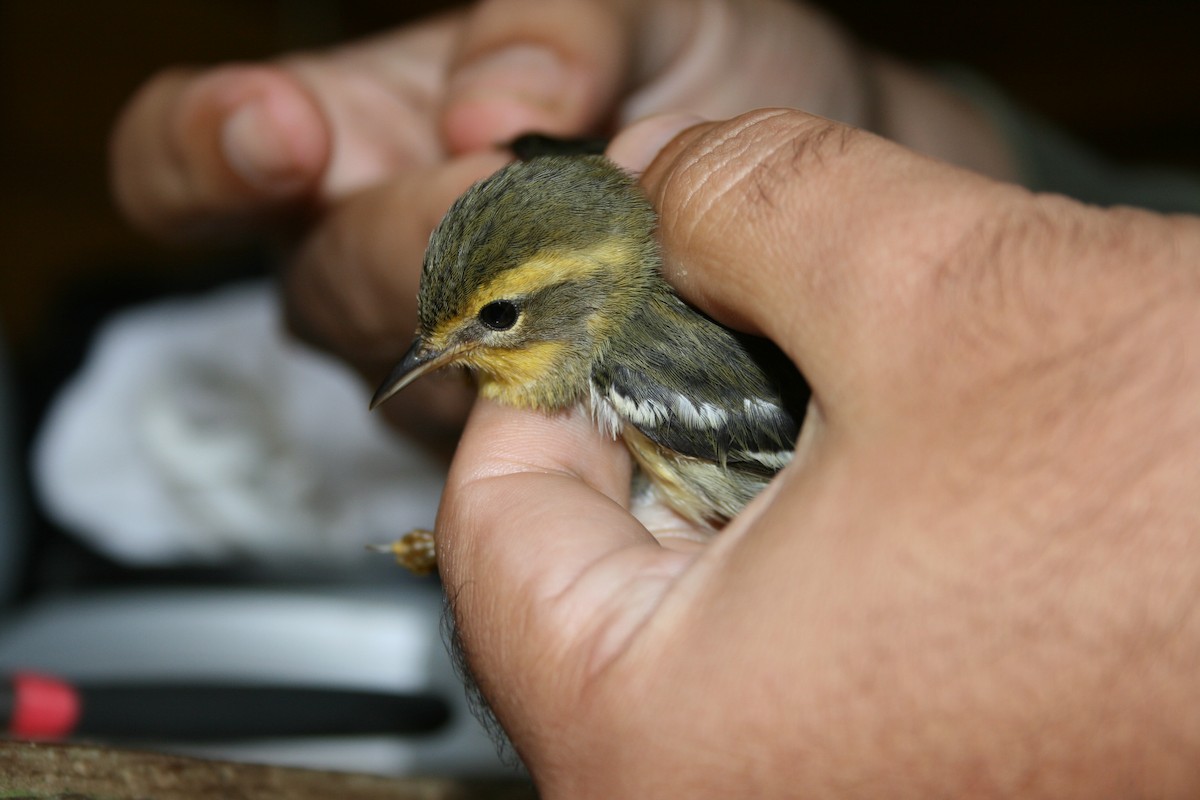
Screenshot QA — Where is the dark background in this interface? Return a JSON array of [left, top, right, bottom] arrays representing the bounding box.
[[0, 0, 1197, 582]]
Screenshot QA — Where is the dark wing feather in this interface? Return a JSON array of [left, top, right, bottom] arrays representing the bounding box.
[[594, 294, 806, 475]]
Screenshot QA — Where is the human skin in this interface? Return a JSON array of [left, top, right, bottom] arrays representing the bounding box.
[[433, 111, 1200, 798], [106, 2, 1200, 793], [108, 0, 1017, 448]]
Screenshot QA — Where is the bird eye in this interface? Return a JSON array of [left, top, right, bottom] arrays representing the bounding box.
[[478, 300, 520, 331]]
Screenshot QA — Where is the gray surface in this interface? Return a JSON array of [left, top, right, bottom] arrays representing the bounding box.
[[0, 585, 514, 778]]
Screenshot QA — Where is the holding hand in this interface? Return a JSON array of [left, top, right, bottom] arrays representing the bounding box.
[[435, 111, 1200, 797]]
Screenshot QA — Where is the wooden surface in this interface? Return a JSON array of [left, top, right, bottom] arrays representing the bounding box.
[[0, 741, 536, 800]]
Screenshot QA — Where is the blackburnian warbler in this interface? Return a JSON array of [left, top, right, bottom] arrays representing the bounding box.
[[371, 150, 807, 533]]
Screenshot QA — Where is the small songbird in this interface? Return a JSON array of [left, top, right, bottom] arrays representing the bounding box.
[[371, 152, 806, 529]]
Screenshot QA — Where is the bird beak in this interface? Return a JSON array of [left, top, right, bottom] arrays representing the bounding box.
[[369, 336, 460, 410]]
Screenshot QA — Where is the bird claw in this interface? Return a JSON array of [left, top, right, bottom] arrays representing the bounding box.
[[367, 529, 437, 576]]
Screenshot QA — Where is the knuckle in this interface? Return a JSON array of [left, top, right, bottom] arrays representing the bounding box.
[[649, 109, 868, 325], [653, 108, 868, 259], [656, 109, 863, 223], [929, 194, 1167, 364]]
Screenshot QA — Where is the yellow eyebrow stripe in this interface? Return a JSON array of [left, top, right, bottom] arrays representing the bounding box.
[[475, 236, 645, 312], [428, 238, 635, 347], [424, 237, 645, 356], [472, 249, 600, 310]]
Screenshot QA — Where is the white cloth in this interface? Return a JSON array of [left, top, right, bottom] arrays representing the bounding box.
[[34, 282, 445, 567]]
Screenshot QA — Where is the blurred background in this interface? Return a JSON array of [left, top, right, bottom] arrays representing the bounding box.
[[6, 0, 1200, 363], [4, 0, 1200, 586], [0, 0, 1197, 779]]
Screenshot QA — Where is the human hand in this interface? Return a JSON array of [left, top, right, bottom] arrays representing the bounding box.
[[109, 0, 1015, 447], [434, 110, 1200, 797]]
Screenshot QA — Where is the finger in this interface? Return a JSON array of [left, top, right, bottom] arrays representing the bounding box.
[[282, 150, 511, 444], [436, 402, 696, 719], [283, 150, 510, 364], [616, 109, 1019, 415], [440, 0, 630, 153], [110, 65, 330, 240], [606, 112, 706, 174], [616, 0, 870, 128], [438, 400, 645, 591]]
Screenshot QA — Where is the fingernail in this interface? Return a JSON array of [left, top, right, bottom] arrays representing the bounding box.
[[608, 113, 708, 173], [453, 44, 574, 105], [221, 98, 310, 193]]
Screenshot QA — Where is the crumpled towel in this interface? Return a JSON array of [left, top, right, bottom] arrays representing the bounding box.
[[34, 281, 446, 567]]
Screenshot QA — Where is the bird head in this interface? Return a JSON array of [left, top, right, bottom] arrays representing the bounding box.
[[371, 155, 661, 412]]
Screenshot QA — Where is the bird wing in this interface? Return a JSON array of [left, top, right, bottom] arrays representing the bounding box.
[[593, 296, 804, 476]]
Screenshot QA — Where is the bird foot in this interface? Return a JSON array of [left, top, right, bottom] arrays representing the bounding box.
[[367, 529, 437, 576]]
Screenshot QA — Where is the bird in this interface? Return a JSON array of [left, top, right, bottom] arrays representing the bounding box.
[[370, 148, 807, 534]]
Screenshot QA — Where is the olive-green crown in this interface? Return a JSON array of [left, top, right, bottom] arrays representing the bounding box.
[[418, 155, 656, 330]]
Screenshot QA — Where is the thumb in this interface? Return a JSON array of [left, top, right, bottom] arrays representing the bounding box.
[[440, 0, 629, 153], [612, 109, 1020, 420], [111, 65, 330, 240]]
